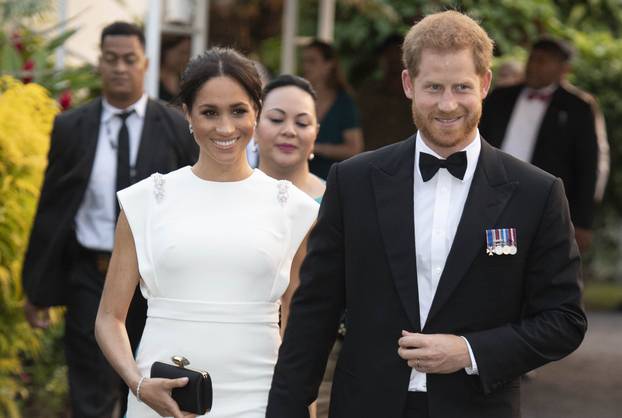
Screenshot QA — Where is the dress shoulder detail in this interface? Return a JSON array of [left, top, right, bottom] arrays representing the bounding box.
[[276, 180, 291, 207], [152, 172, 166, 203]]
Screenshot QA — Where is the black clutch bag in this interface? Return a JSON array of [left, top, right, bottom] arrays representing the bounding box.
[[150, 356, 213, 415]]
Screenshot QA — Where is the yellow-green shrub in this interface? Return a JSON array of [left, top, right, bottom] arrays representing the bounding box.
[[0, 76, 60, 417]]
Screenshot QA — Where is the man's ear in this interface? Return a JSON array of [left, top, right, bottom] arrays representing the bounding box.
[[481, 69, 492, 99], [402, 69, 414, 99]]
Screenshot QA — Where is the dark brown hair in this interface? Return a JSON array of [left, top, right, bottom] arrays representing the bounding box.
[[303, 39, 351, 93], [177, 47, 262, 112], [262, 74, 317, 102]]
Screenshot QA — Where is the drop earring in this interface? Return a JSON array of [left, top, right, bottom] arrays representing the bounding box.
[[189, 124, 194, 135]]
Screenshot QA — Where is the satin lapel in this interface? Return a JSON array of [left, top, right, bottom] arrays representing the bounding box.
[[135, 99, 160, 180], [77, 99, 102, 181], [425, 141, 517, 327], [371, 137, 421, 331]]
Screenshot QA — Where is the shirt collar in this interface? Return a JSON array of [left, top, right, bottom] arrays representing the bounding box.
[[101, 93, 148, 123], [523, 83, 558, 97], [415, 130, 481, 183]]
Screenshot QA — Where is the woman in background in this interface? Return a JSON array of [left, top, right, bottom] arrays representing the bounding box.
[[255, 74, 325, 203], [256, 74, 340, 418], [158, 34, 191, 102], [301, 40, 364, 179]]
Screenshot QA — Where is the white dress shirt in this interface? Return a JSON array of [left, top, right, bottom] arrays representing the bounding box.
[[409, 131, 480, 392], [501, 84, 557, 162], [74, 94, 148, 251]]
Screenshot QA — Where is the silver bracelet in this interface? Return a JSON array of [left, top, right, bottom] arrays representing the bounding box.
[[136, 376, 147, 402]]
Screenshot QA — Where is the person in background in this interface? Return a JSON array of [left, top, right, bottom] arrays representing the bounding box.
[[357, 34, 414, 151], [255, 74, 327, 418], [22, 21, 197, 418], [301, 39, 364, 179], [480, 36, 601, 253], [256, 74, 324, 202], [494, 59, 524, 88], [158, 34, 191, 102]]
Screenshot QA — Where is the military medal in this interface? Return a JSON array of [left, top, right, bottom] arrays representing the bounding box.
[[486, 228, 518, 256]]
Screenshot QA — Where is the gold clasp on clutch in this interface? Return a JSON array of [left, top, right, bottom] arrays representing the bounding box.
[[172, 356, 190, 368]]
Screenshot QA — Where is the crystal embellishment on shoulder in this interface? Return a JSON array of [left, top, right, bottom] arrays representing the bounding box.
[[153, 173, 165, 203], [277, 180, 290, 207]]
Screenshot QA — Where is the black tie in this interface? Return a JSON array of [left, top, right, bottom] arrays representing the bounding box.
[[115, 110, 134, 216], [419, 151, 467, 182]]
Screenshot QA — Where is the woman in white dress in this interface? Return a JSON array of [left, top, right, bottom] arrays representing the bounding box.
[[95, 48, 319, 418]]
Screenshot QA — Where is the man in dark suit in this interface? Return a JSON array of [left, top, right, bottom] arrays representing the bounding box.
[[267, 11, 586, 418], [479, 37, 601, 253], [22, 22, 197, 418]]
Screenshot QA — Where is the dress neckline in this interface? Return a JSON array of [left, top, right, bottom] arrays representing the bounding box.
[[186, 166, 259, 185]]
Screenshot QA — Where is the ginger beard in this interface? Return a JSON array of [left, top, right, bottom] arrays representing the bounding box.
[[411, 96, 482, 151]]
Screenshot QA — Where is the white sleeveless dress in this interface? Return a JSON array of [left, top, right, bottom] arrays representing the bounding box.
[[118, 166, 318, 418]]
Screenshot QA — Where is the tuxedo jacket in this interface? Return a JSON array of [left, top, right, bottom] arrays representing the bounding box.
[[267, 137, 587, 418], [479, 83, 599, 229], [22, 97, 198, 307]]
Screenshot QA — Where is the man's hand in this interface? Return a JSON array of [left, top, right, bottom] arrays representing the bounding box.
[[575, 227, 592, 254], [24, 299, 50, 329], [397, 331, 471, 374]]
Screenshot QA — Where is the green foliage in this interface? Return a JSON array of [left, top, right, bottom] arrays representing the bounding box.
[[0, 12, 100, 107]]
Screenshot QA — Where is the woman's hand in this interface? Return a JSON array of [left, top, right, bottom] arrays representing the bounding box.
[[138, 377, 197, 418]]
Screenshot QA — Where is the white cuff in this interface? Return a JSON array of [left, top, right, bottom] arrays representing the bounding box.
[[461, 336, 479, 375]]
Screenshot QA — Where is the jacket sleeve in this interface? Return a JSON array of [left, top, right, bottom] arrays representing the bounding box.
[[464, 178, 587, 394], [569, 102, 598, 229], [267, 165, 346, 418], [22, 115, 71, 305]]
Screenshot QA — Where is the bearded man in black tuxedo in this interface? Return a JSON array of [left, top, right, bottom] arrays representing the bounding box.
[[22, 22, 197, 418], [267, 11, 586, 418]]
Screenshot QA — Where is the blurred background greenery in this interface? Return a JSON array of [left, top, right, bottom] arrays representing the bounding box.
[[1, 1, 621, 416]]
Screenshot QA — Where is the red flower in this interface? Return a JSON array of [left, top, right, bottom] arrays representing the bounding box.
[[58, 90, 72, 110], [11, 31, 24, 53], [22, 59, 34, 84]]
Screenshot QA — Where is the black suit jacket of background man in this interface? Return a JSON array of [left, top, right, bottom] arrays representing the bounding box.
[[479, 83, 599, 230], [267, 136, 587, 418]]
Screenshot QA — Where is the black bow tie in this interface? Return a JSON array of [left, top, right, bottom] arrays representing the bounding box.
[[419, 151, 467, 182]]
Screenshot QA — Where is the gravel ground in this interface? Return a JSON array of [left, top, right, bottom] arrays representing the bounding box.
[[522, 311, 622, 418]]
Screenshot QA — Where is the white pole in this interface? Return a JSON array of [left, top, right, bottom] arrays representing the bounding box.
[[317, 0, 335, 42], [280, 0, 298, 74], [55, 0, 67, 71], [145, 0, 163, 97], [192, 0, 209, 57]]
